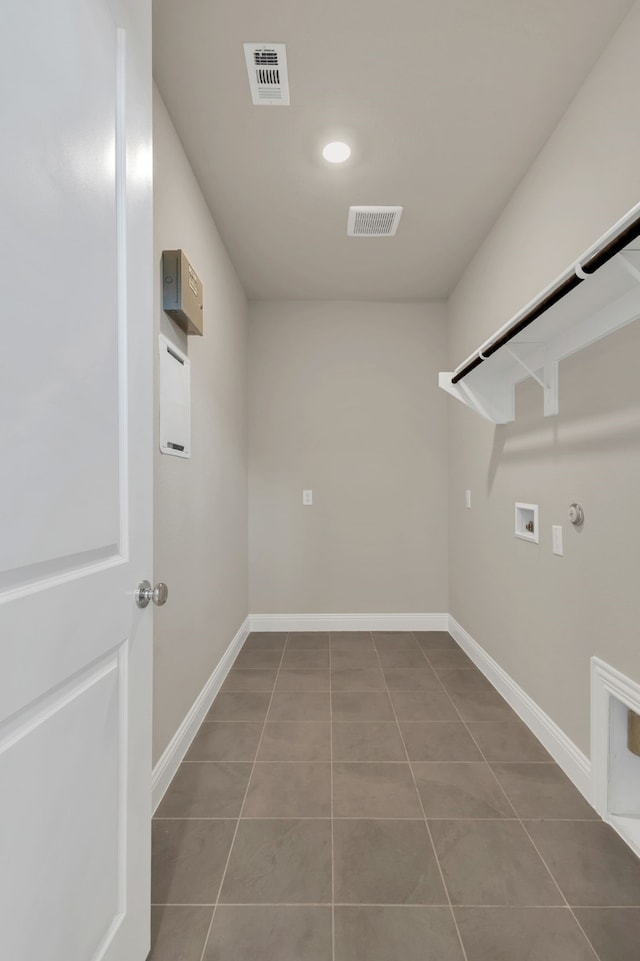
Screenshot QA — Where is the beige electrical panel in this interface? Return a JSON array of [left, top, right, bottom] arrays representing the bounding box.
[[162, 249, 204, 336]]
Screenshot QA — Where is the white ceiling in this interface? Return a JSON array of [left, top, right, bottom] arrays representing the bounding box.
[[153, 0, 633, 301]]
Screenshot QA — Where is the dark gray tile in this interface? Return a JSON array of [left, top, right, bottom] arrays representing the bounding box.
[[526, 820, 640, 906], [268, 692, 330, 721], [331, 632, 374, 648], [286, 632, 330, 650], [335, 906, 464, 961], [185, 721, 263, 763], [156, 763, 252, 818], [221, 670, 277, 692], [391, 690, 459, 722], [331, 668, 387, 691], [149, 906, 213, 961], [430, 820, 563, 906], [401, 723, 483, 761], [333, 763, 422, 818], [383, 668, 440, 692], [275, 669, 330, 692], [207, 692, 271, 722], [243, 762, 331, 817], [333, 819, 446, 904], [466, 720, 551, 762], [242, 632, 287, 652], [152, 819, 235, 904], [281, 649, 329, 669], [373, 632, 420, 651], [376, 648, 431, 668], [413, 763, 513, 818], [332, 692, 395, 722], [233, 650, 283, 670], [574, 907, 640, 961], [332, 722, 406, 762], [330, 649, 380, 669], [491, 763, 598, 820], [220, 819, 332, 904], [426, 650, 475, 670], [446, 687, 516, 723], [455, 907, 597, 961], [204, 906, 332, 961], [257, 722, 331, 762], [414, 631, 458, 651]]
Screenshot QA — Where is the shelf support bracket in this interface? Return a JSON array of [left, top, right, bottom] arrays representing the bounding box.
[[506, 346, 559, 417]]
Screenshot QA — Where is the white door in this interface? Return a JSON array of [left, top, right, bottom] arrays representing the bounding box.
[[0, 1, 153, 959]]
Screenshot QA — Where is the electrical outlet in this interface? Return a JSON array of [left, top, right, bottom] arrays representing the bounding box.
[[303, 489, 313, 506]]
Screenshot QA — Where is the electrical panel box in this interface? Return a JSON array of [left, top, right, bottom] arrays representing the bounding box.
[[162, 249, 204, 336]]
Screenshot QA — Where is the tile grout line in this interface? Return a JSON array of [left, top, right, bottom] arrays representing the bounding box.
[[373, 631, 471, 961], [329, 636, 335, 961], [424, 639, 604, 961], [196, 632, 290, 961]]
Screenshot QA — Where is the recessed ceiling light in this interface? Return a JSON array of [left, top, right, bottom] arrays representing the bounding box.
[[322, 141, 351, 164]]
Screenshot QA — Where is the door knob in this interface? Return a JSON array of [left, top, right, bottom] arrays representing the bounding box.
[[135, 580, 169, 609]]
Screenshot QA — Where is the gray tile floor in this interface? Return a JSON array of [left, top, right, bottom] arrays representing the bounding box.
[[150, 631, 640, 961]]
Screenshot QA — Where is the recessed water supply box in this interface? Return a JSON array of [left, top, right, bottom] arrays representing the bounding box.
[[515, 503, 539, 543]]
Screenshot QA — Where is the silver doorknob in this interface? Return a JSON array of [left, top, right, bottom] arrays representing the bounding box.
[[135, 580, 169, 609]]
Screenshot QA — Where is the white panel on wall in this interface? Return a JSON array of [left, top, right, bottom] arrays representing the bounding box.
[[159, 334, 191, 458]]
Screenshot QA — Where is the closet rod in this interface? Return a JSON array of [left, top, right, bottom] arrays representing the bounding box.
[[450, 210, 640, 386]]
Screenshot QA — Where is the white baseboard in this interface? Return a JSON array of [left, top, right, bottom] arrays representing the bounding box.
[[151, 616, 250, 813], [249, 613, 449, 632], [448, 616, 592, 804]]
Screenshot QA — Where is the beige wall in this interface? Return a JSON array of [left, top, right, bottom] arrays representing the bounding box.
[[248, 300, 448, 615], [447, 1, 640, 756], [153, 89, 248, 764]]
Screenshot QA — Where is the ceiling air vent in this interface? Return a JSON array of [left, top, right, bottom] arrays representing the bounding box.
[[243, 43, 290, 106], [347, 206, 403, 237]]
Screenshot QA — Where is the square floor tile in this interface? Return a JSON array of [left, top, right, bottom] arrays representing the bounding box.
[[156, 763, 252, 818], [331, 632, 374, 648], [242, 632, 287, 652], [526, 820, 640, 905], [332, 692, 395, 722], [332, 722, 406, 762], [334, 819, 445, 904], [491, 763, 598, 820], [445, 687, 516, 723], [233, 651, 282, 671], [401, 723, 483, 761], [331, 668, 387, 691], [281, 649, 329, 669], [204, 906, 332, 961], [185, 722, 263, 763], [268, 692, 330, 721], [430, 820, 562, 905], [219, 819, 332, 904], [574, 907, 640, 961], [455, 907, 597, 960], [413, 763, 513, 818], [221, 670, 277, 693], [333, 762, 422, 818], [331, 649, 380, 669], [275, 669, 330, 692], [373, 632, 420, 651], [243, 762, 331, 817], [257, 722, 331, 762], [414, 632, 458, 651], [465, 720, 551, 762], [334, 906, 464, 961], [286, 632, 330, 650], [207, 692, 271, 722], [391, 691, 459, 722], [437, 669, 493, 694], [149, 906, 213, 961], [426, 650, 475, 670], [383, 669, 440, 692], [376, 649, 431, 668], [152, 820, 235, 904]]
